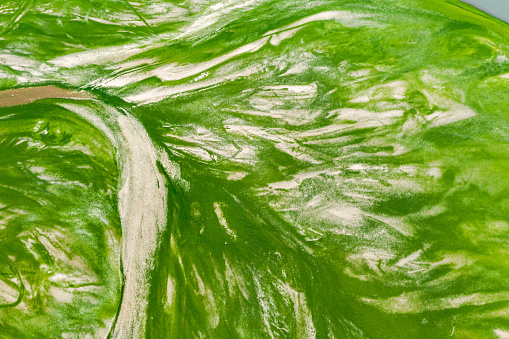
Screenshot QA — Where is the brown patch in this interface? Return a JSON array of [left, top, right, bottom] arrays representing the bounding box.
[[0, 86, 93, 108]]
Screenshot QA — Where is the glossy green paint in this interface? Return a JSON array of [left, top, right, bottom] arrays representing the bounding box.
[[1, 0, 509, 338]]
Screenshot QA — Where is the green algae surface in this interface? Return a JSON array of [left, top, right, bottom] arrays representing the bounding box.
[[1, 0, 509, 338]]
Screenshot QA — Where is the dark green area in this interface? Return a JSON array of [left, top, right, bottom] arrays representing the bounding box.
[[0, 102, 121, 338]]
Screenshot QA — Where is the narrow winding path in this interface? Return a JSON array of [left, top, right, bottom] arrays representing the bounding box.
[[0, 86, 171, 338]]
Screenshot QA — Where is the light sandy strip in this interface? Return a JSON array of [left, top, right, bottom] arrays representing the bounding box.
[[0, 86, 173, 338]]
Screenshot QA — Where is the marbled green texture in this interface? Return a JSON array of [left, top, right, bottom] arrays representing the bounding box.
[[1, 0, 509, 338], [0, 102, 121, 337]]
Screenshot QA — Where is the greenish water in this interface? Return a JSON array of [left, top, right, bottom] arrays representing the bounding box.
[[1, 0, 509, 338]]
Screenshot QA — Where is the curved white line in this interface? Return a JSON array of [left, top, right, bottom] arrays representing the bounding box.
[[0, 87, 178, 337], [57, 100, 174, 338]]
